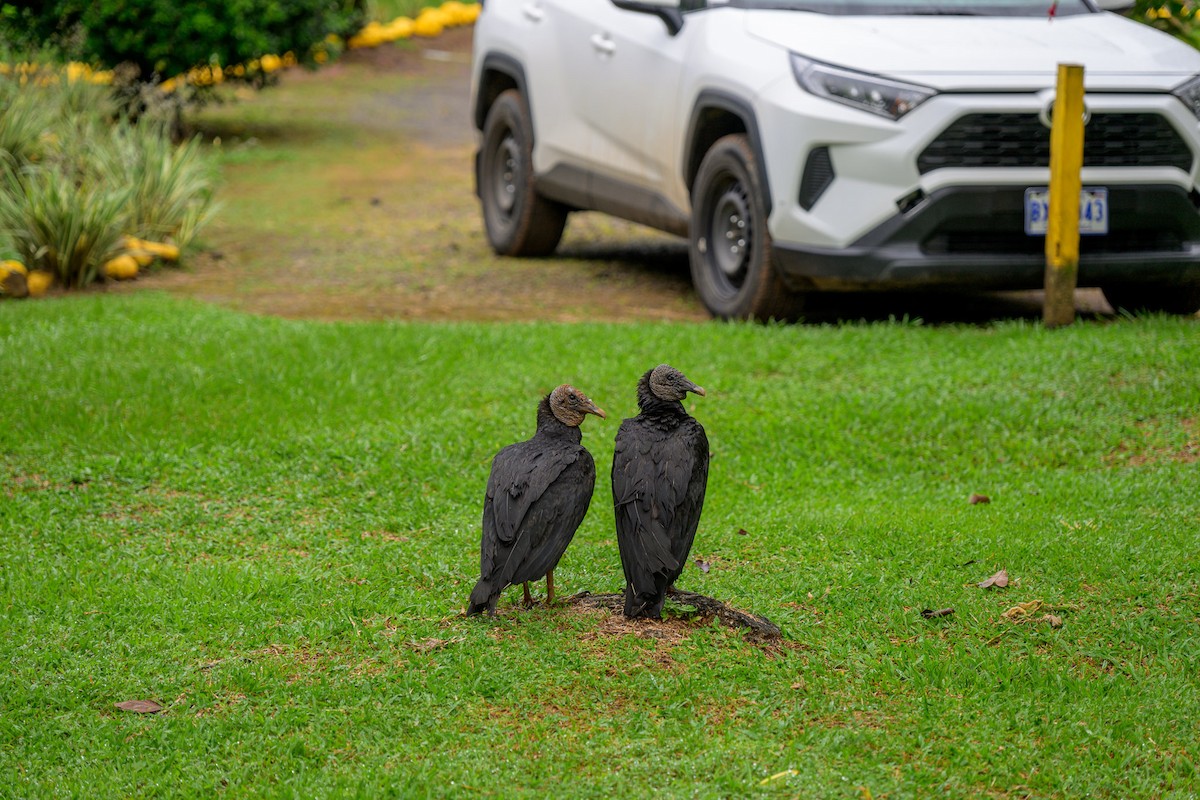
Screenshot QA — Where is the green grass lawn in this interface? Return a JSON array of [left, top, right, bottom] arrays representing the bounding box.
[[2, 294, 1198, 798]]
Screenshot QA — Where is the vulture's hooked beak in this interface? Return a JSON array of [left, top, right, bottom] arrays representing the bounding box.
[[587, 401, 607, 419], [686, 381, 706, 397]]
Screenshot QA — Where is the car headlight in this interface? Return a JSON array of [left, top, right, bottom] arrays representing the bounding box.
[[790, 54, 936, 120], [1172, 74, 1200, 120]]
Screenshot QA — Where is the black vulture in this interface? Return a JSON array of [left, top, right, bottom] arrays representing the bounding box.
[[612, 364, 709, 619], [467, 384, 605, 616]]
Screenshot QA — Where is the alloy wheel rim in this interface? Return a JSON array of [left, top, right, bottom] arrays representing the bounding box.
[[710, 179, 751, 289], [493, 133, 520, 216]]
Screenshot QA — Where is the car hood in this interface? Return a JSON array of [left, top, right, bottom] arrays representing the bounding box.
[[745, 12, 1200, 91]]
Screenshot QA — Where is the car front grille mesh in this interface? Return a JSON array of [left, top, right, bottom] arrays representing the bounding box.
[[923, 229, 1186, 256], [917, 112, 1193, 174], [799, 146, 835, 210]]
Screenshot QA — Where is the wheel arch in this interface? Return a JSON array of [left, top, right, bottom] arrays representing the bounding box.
[[473, 53, 531, 132], [683, 91, 773, 217]]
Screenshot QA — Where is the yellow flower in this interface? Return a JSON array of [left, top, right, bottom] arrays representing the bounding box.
[[413, 8, 446, 37], [0, 259, 28, 278], [349, 21, 386, 48], [136, 239, 181, 262], [1, 261, 30, 298], [383, 17, 415, 40], [441, 1, 468, 25], [104, 255, 140, 281], [26, 271, 54, 297], [128, 250, 154, 267]]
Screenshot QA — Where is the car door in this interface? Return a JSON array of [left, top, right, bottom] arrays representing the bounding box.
[[512, 0, 590, 177], [552, 0, 689, 199]]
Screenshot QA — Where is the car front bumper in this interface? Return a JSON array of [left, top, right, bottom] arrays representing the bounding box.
[[772, 184, 1200, 291]]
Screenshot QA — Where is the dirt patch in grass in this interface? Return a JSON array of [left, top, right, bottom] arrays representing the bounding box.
[[194, 692, 247, 718], [572, 603, 698, 648], [199, 643, 389, 685], [1105, 418, 1199, 467], [113, 28, 705, 324]]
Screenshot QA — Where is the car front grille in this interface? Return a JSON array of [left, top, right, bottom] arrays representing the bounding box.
[[923, 229, 1187, 256], [917, 112, 1194, 174]]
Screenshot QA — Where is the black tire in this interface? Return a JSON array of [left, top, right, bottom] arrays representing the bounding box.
[[688, 134, 795, 320], [1101, 284, 1200, 316], [479, 89, 568, 257]]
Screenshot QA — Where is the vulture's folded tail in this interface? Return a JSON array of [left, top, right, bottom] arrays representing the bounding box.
[[466, 579, 500, 616]]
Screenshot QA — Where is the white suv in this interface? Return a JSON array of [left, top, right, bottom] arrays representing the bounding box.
[[469, 0, 1200, 319]]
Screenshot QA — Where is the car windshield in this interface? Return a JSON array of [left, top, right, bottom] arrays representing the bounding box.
[[716, 0, 1095, 15]]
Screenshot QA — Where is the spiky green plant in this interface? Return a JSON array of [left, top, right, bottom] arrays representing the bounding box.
[[0, 76, 56, 173], [0, 65, 217, 287], [0, 165, 129, 287], [49, 70, 118, 125], [95, 119, 219, 248]]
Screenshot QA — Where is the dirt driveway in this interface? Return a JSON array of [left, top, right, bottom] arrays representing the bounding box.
[[125, 27, 1113, 323]]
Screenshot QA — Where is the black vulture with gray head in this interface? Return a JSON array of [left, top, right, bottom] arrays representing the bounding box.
[[612, 365, 709, 619], [467, 384, 605, 616]]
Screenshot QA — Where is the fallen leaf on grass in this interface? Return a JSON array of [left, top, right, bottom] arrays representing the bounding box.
[[969, 493, 991, 505], [921, 607, 955, 619], [759, 769, 799, 785], [736, 528, 749, 536], [694, 558, 710, 573], [1042, 614, 1064, 628], [115, 700, 162, 714], [977, 569, 1009, 589], [1002, 599, 1044, 619]]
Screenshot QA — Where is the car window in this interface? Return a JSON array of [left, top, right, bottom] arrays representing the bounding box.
[[714, 0, 1096, 15]]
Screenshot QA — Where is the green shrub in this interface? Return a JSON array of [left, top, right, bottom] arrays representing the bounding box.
[[366, 0, 442, 19], [1, 1, 366, 80]]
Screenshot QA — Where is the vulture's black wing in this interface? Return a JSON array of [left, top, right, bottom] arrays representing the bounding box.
[[665, 417, 709, 581], [502, 450, 595, 585], [475, 441, 593, 608], [612, 417, 710, 598]]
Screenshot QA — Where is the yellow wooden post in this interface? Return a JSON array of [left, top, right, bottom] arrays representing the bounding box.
[[1043, 63, 1086, 328]]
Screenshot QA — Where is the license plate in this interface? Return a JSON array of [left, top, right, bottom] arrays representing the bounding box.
[[1024, 187, 1108, 235]]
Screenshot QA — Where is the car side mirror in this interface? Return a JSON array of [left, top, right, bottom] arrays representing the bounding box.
[[611, 0, 685, 36]]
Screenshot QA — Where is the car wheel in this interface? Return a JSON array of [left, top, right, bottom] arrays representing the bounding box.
[[479, 89, 568, 257], [1101, 284, 1200, 315], [688, 134, 795, 320]]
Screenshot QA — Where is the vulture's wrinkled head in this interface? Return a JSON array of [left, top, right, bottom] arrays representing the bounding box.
[[548, 384, 606, 427], [648, 364, 705, 402]]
